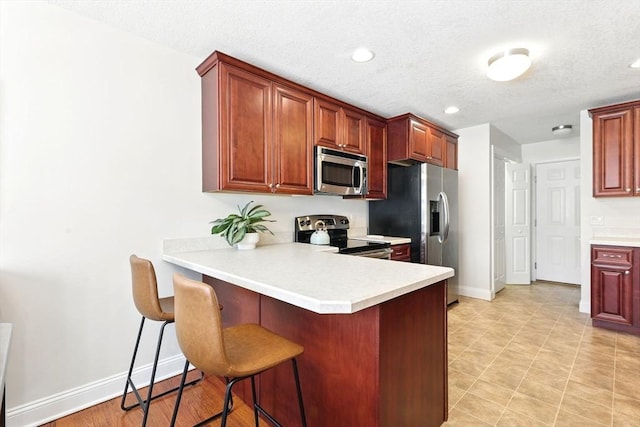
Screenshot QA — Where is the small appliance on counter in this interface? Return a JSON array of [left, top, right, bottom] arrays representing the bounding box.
[[309, 220, 330, 245], [295, 215, 392, 258]]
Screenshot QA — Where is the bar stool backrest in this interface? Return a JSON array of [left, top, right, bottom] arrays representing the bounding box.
[[172, 274, 232, 377], [130, 255, 172, 322]]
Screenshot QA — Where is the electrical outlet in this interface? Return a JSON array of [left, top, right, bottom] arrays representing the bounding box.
[[590, 216, 604, 226]]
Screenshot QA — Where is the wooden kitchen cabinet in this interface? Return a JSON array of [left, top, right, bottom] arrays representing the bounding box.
[[445, 134, 458, 170], [314, 97, 366, 154], [591, 245, 640, 335], [589, 99, 640, 197], [365, 117, 387, 199], [390, 243, 411, 262], [387, 113, 457, 168], [197, 52, 313, 195]]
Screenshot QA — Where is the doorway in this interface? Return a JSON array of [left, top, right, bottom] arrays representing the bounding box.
[[534, 160, 581, 285]]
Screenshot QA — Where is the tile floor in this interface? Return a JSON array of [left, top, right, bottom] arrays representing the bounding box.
[[443, 281, 640, 427]]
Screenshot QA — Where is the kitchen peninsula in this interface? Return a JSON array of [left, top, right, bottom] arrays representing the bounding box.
[[163, 241, 453, 427]]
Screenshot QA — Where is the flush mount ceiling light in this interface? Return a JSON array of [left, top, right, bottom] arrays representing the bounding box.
[[444, 106, 460, 114], [351, 48, 375, 63], [486, 48, 531, 81], [631, 58, 640, 69], [552, 124, 572, 136]]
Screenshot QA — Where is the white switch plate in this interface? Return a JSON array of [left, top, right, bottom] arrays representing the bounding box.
[[590, 216, 604, 226]]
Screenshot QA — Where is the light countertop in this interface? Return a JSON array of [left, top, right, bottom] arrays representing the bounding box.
[[162, 242, 452, 314], [350, 235, 412, 245], [590, 237, 640, 247]]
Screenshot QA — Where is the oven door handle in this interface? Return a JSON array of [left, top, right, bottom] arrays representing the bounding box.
[[352, 248, 393, 259]]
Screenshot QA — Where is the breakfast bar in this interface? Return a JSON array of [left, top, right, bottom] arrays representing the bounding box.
[[163, 241, 453, 427]]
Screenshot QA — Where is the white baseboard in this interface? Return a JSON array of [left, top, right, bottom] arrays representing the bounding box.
[[7, 354, 191, 427], [458, 285, 493, 301], [579, 299, 591, 314]]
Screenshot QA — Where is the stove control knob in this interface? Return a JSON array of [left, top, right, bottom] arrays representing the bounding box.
[[305, 219, 311, 226]]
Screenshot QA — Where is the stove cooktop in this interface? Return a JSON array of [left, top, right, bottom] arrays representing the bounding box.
[[294, 214, 390, 255]]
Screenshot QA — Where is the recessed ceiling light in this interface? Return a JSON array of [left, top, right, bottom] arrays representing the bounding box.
[[487, 48, 531, 81], [552, 124, 572, 136], [631, 58, 640, 69], [351, 48, 375, 63], [444, 106, 460, 114]]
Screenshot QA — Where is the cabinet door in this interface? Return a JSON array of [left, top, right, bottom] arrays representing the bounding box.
[[314, 98, 341, 149], [219, 63, 272, 192], [592, 108, 634, 196], [427, 127, 445, 166], [272, 84, 314, 195], [342, 107, 366, 154], [591, 246, 634, 326], [634, 107, 640, 195], [445, 134, 458, 170], [365, 117, 387, 199], [390, 244, 411, 262], [408, 119, 429, 162]]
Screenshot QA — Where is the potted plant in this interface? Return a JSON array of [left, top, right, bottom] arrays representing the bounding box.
[[210, 201, 275, 249]]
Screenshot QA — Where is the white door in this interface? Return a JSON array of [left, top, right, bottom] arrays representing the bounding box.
[[535, 160, 581, 284], [493, 154, 506, 294], [505, 163, 531, 285]]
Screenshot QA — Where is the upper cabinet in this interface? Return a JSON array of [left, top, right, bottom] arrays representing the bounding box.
[[365, 117, 387, 199], [589, 99, 640, 197], [387, 113, 458, 169], [314, 97, 366, 154], [197, 52, 314, 195]]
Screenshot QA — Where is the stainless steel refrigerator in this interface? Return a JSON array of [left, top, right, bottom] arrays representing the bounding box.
[[369, 163, 459, 304]]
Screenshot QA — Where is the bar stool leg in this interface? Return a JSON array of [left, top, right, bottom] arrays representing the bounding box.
[[120, 316, 146, 411], [292, 358, 307, 427], [122, 319, 203, 426]]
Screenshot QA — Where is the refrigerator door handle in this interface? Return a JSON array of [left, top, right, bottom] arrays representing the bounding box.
[[438, 191, 450, 243]]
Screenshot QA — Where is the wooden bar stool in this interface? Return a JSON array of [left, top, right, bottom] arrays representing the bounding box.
[[170, 274, 307, 427], [121, 255, 202, 426]]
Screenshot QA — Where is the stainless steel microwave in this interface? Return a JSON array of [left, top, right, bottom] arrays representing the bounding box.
[[314, 146, 368, 196]]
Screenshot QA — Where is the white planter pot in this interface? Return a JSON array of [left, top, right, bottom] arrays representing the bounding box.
[[237, 232, 260, 250]]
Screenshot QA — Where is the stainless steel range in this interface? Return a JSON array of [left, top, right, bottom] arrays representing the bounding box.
[[294, 215, 392, 259]]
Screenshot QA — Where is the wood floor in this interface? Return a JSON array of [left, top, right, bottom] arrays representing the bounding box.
[[40, 373, 267, 427]]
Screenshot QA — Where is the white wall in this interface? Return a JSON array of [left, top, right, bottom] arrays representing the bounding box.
[[522, 136, 580, 163], [456, 124, 493, 300], [490, 126, 522, 163], [457, 124, 522, 301], [0, 2, 367, 425]]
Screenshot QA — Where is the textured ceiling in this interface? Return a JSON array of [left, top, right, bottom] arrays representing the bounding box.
[[51, 0, 640, 144]]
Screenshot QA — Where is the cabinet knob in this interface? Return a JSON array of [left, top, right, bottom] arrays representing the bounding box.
[[626, 188, 631, 192], [625, 270, 630, 275], [268, 183, 273, 189], [275, 183, 281, 189], [636, 188, 640, 192]]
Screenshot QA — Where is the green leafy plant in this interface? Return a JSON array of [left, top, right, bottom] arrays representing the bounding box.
[[210, 201, 275, 247]]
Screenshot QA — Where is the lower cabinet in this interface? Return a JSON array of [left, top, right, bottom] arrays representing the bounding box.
[[591, 245, 640, 335], [391, 243, 411, 262]]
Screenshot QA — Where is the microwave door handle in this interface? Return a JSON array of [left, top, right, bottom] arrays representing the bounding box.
[[354, 163, 364, 194]]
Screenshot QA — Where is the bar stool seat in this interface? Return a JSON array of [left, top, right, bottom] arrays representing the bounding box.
[[121, 255, 201, 427], [170, 273, 307, 427]]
